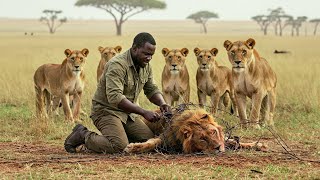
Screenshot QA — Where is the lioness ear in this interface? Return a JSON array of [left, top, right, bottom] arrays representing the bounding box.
[[194, 47, 201, 56], [98, 46, 104, 53], [162, 48, 170, 57], [64, 49, 72, 57], [81, 48, 89, 57], [181, 48, 189, 57], [245, 38, 256, 49], [223, 40, 233, 51], [210, 48, 218, 56], [114, 46, 122, 53]]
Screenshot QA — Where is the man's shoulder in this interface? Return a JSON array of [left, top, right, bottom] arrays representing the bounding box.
[[109, 51, 129, 65]]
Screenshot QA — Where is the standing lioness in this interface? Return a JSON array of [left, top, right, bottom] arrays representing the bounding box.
[[223, 38, 277, 129], [34, 48, 89, 122]]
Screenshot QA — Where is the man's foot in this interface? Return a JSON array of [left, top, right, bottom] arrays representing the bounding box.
[[64, 124, 88, 153]]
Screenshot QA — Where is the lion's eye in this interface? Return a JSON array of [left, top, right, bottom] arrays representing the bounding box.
[[80, 57, 83, 61], [112, 52, 116, 56], [177, 56, 181, 60], [230, 51, 235, 56], [242, 50, 247, 56], [168, 55, 172, 60], [199, 55, 203, 59], [70, 57, 75, 61], [207, 56, 211, 59]]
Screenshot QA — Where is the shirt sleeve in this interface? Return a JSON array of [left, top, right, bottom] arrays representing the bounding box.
[[143, 64, 162, 99], [105, 61, 127, 107]]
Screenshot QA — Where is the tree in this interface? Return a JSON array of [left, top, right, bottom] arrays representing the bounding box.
[[310, 18, 320, 35], [40, 10, 67, 34], [75, 0, 166, 36], [252, 15, 274, 35], [286, 16, 308, 36], [268, 7, 292, 36], [187, 11, 218, 34]]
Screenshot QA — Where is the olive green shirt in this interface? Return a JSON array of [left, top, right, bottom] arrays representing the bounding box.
[[92, 49, 161, 123]]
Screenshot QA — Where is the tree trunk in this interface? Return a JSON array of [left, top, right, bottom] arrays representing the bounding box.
[[314, 23, 319, 35], [202, 23, 207, 34], [263, 26, 268, 35], [116, 24, 122, 36]]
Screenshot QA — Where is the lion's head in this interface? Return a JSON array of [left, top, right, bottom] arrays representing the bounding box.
[[194, 48, 218, 71], [223, 38, 256, 73], [167, 108, 225, 153], [98, 46, 122, 62], [162, 48, 189, 75], [64, 48, 89, 75]]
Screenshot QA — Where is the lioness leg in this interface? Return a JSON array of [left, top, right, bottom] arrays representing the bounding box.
[[124, 137, 162, 153], [260, 95, 270, 127], [61, 93, 74, 122], [226, 139, 268, 152], [268, 89, 276, 127], [229, 90, 238, 116], [44, 89, 52, 115], [197, 90, 207, 108], [210, 93, 220, 115], [35, 86, 46, 118], [235, 93, 247, 128], [250, 93, 264, 129], [72, 92, 82, 121], [163, 92, 173, 106]]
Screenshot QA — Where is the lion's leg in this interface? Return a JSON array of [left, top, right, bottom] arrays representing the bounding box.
[[197, 90, 207, 108], [44, 89, 52, 115], [163, 92, 173, 106], [235, 93, 247, 128], [229, 90, 238, 116], [226, 139, 268, 152], [260, 95, 269, 127], [51, 97, 60, 116], [210, 93, 220, 115], [72, 92, 82, 121], [35, 86, 46, 118], [61, 93, 74, 122], [250, 93, 264, 129], [268, 89, 276, 127], [124, 137, 162, 153]]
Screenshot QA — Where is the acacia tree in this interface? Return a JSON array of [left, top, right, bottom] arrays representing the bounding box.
[[40, 10, 67, 34], [286, 16, 308, 36], [310, 18, 320, 35], [269, 7, 292, 36], [252, 15, 274, 35], [187, 11, 218, 34], [75, 0, 166, 36]]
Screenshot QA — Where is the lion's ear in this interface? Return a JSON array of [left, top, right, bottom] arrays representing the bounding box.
[[223, 40, 233, 51], [98, 46, 104, 53], [210, 48, 218, 56], [245, 38, 256, 49], [114, 46, 122, 53], [162, 48, 170, 57], [181, 48, 189, 57], [194, 48, 201, 56], [200, 114, 209, 120], [181, 127, 192, 139], [81, 48, 89, 57], [64, 49, 72, 57]]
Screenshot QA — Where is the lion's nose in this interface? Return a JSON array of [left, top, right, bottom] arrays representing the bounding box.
[[172, 64, 177, 68], [202, 63, 206, 66], [234, 60, 241, 65], [74, 66, 79, 69]]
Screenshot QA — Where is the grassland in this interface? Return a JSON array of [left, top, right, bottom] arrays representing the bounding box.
[[0, 19, 319, 179]]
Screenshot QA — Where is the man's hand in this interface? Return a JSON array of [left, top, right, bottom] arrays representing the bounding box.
[[142, 110, 161, 122], [160, 104, 172, 118]]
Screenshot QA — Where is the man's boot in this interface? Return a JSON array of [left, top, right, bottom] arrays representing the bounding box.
[[64, 124, 89, 153]]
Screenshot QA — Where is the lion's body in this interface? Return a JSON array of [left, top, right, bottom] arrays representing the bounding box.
[[124, 108, 268, 153], [96, 46, 122, 82], [194, 48, 237, 115], [161, 48, 190, 106], [224, 38, 277, 128], [33, 48, 89, 122]]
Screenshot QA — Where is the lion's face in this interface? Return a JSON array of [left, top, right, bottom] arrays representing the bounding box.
[[179, 110, 225, 153], [98, 46, 122, 62], [162, 48, 189, 75], [223, 38, 256, 73], [194, 48, 218, 72], [64, 48, 89, 75]]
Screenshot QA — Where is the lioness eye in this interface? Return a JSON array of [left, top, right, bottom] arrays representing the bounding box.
[[70, 57, 75, 61], [207, 55, 211, 59], [242, 50, 247, 56], [112, 52, 116, 56], [230, 51, 235, 56], [199, 55, 203, 59], [168, 55, 172, 60], [80, 57, 83, 61], [177, 56, 181, 60]]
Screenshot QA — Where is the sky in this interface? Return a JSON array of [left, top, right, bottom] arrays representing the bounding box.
[[0, 0, 319, 20]]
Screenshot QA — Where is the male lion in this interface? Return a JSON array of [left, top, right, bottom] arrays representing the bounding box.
[[161, 48, 190, 106], [223, 38, 277, 129], [96, 46, 122, 82], [34, 48, 89, 122], [124, 108, 267, 154], [194, 47, 237, 115]]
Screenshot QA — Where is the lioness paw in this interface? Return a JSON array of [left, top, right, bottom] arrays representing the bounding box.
[[256, 142, 268, 152]]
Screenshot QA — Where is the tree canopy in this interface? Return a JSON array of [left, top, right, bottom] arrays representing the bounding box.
[[187, 11, 218, 34], [40, 10, 67, 34], [75, 0, 166, 36]]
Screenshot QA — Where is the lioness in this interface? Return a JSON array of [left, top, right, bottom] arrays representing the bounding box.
[[194, 47, 237, 115], [124, 108, 267, 154], [34, 48, 89, 122], [161, 48, 190, 106], [97, 46, 122, 82], [223, 38, 277, 129]]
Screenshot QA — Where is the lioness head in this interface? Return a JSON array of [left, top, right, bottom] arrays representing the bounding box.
[[175, 109, 225, 153], [64, 48, 89, 75], [223, 38, 256, 73], [194, 48, 218, 71], [98, 46, 122, 62], [162, 48, 189, 75]]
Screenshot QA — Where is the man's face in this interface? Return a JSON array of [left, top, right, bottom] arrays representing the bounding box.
[[132, 42, 156, 68]]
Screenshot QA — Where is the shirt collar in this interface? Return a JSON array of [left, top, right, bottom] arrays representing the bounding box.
[[126, 49, 134, 67]]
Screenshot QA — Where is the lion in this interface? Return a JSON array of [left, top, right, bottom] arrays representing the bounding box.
[[97, 46, 122, 82], [124, 108, 267, 154], [194, 47, 237, 115], [161, 48, 190, 106], [33, 48, 89, 122], [223, 38, 277, 129]]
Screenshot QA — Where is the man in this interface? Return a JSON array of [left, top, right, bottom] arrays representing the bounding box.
[[64, 32, 171, 153]]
